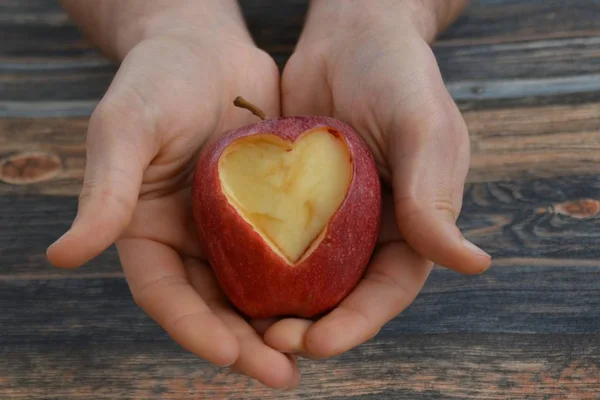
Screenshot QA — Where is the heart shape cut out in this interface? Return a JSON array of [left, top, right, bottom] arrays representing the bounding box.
[[218, 128, 353, 264]]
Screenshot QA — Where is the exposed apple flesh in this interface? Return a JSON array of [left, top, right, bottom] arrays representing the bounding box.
[[218, 129, 353, 264], [192, 98, 381, 318]]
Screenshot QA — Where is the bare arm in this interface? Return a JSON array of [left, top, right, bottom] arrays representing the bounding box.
[[300, 0, 469, 47], [58, 0, 251, 60], [418, 0, 470, 40]]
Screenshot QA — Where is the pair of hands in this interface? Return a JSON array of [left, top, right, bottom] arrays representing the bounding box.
[[47, 0, 490, 390]]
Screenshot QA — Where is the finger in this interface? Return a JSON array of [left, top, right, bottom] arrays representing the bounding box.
[[47, 89, 158, 268], [185, 260, 298, 390], [388, 47, 491, 274], [117, 238, 239, 367], [122, 189, 203, 258], [264, 319, 313, 355], [298, 243, 432, 358], [230, 354, 301, 391]]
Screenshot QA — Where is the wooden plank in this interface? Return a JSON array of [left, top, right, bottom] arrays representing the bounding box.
[[0, 273, 599, 398], [2, 172, 599, 277], [460, 174, 600, 259], [240, 0, 600, 51], [456, 88, 600, 113], [439, 0, 600, 44], [2, 98, 599, 196], [1, 335, 599, 399], [0, 118, 87, 196], [0, 0, 63, 13], [437, 36, 600, 81], [464, 103, 600, 182], [448, 74, 600, 101], [0, 68, 115, 102], [2, 37, 600, 111], [0, 193, 121, 277], [0, 195, 121, 277], [0, 2, 598, 114], [2, 37, 600, 106], [2, 263, 599, 345], [0, 101, 98, 118], [3, 0, 600, 55]]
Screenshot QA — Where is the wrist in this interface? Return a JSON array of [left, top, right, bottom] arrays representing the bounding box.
[[61, 0, 252, 61], [304, 0, 468, 44], [409, 0, 470, 41], [133, 0, 253, 53]]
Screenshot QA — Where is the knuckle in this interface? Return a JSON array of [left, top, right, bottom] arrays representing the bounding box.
[[77, 178, 98, 207], [393, 194, 422, 222], [89, 82, 157, 150], [91, 90, 148, 132], [78, 178, 136, 220], [432, 197, 460, 222], [366, 268, 406, 294], [165, 310, 204, 332], [131, 275, 186, 311], [395, 192, 460, 230], [366, 261, 420, 309]]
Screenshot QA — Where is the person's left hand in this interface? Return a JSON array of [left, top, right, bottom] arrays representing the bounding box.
[[258, 0, 492, 359]]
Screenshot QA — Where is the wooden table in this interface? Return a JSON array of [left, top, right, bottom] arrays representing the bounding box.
[[1, 1, 599, 398]]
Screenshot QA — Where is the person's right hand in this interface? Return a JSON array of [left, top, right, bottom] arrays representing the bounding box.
[[47, 1, 300, 390]]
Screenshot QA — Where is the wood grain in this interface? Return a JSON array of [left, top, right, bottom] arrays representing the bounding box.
[[1, 337, 600, 399], [465, 103, 600, 182], [1, 275, 599, 399], [438, 0, 600, 44], [2, 263, 599, 344], [2, 173, 598, 275], [4, 36, 600, 111], [459, 175, 600, 260], [0, 1, 599, 115], [0, 151, 61, 184], [0, 194, 121, 277], [2, 98, 599, 196], [437, 36, 600, 81], [0, 118, 87, 195], [4, 0, 600, 58]]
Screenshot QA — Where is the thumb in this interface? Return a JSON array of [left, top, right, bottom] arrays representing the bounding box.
[[390, 81, 491, 274], [47, 94, 157, 268]]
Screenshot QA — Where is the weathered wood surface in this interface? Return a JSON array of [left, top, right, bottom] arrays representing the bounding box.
[[1, 0, 599, 399], [2, 103, 600, 194], [3, 174, 599, 277]]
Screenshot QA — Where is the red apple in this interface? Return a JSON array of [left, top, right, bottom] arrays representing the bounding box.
[[191, 97, 381, 318]]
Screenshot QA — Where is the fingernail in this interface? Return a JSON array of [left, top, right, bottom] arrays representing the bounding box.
[[46, 231, 70, 260], [48, 230, 68, 248], [463, 238, 491, 258]]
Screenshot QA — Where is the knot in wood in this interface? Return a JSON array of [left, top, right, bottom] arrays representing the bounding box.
[[553, 198, 600, 219], [0, 152, 62, 185]]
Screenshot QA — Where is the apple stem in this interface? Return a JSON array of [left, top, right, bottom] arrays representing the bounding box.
[[233, 96, 267, 120]]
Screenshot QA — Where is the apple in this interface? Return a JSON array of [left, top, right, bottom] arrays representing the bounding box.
[[191, 97, 382, 318]]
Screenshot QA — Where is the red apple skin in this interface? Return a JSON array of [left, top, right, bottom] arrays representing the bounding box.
[[192, 116, 382, 319]]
